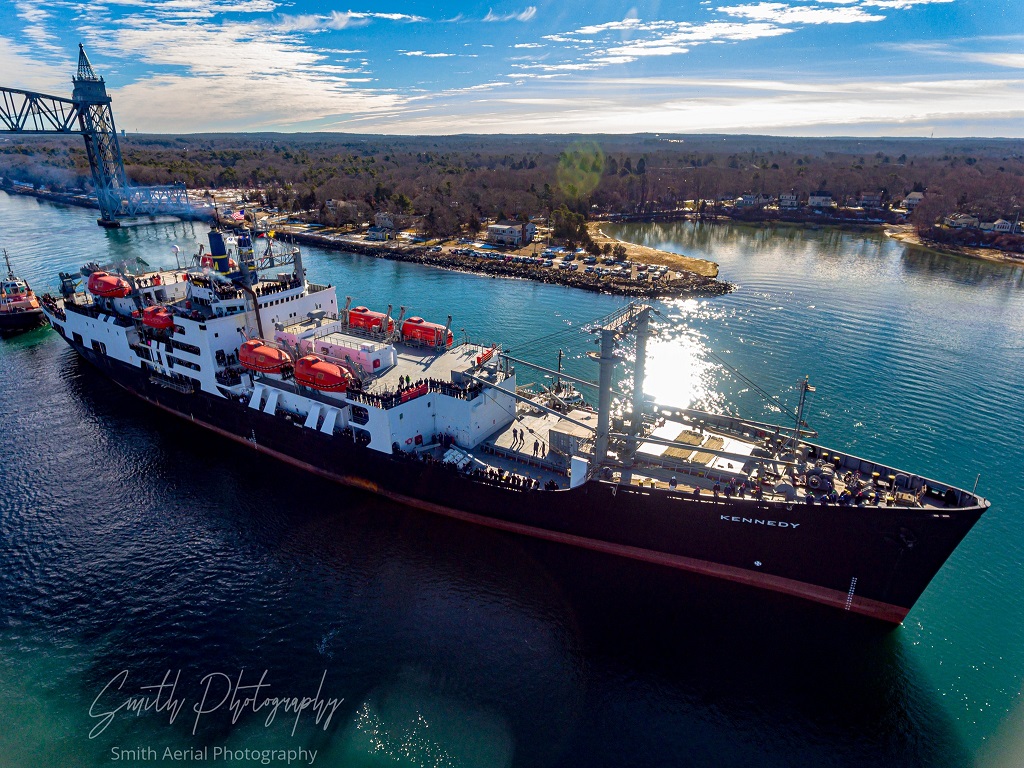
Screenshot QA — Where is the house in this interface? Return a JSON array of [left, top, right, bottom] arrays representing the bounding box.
[[993, 219, 1013, 233], [944, 213, 979, 229], [778, 192, 801, 209], [736, 193, 771, 207], [902, 192, 925, 210], [374, 211, 395, 230], [486, 220, 537, 247], [808, 191, 835, 209], [859, 192, 884, 209], [366, 226, 393, 241]]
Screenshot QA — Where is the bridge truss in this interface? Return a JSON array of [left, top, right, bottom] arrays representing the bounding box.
[[0, 45, 193, 226]]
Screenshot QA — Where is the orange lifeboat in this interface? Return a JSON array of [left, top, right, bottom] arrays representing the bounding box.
[[348, 305, 395, 333], [239, 339, 292, 374], [141, 305, 174, 330], [87, 271, 131, 299], [401, 316, 453, 346], [294, 355, 352, 391]]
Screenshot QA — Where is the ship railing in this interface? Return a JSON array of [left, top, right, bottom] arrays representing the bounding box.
[[306, 281, 332, 293], [348, 378, 482, 410], [63, 301, 134, 327]]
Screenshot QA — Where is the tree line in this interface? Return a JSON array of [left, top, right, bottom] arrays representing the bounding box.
[[1, 133, 1021, 238]]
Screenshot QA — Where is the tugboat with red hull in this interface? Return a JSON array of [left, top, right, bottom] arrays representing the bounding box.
[[38, 230, 989, 624], [0, 250, 45, 333]]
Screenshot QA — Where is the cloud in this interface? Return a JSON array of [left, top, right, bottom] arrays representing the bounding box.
[[513, 42, 543, 48], [75, 5, 403, 131], [717, 3, 886, 24], [403, 51, 456, 58], [961, 53, 1024, 69], [861, 0, 953, 6], [483, 7, 537, 22], [0, 35, 70, 92], [346, 75, 1024, 136], [522, 19, 793, 72], [574, 18, 645, 35], [15, 1, 67, 54], [273, 10, 426, 31]]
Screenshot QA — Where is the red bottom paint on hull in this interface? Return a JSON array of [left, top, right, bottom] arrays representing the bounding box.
[[141, 391, 910, 624]]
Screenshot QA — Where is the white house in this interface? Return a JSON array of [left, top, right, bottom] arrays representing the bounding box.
[[778, 192, 800, 209], [808, 191, 835, 209], [902, 192, 925, 210], [944, 213, 979, 229], [737, 193, 771, 207], [487, 220, 537, 247]]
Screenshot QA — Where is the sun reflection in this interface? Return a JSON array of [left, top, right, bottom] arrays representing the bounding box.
[[637, 299, 730, 414]]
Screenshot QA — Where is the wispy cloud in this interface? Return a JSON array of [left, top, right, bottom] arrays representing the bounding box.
[[717, 3, 886, 24], [15, 1, 67, 54], [483, 6, 537, 22], [352, 75, 1024, 136], [403, 51, 456, 57], [273, 10, 427, 31], [0, 34, 69, 91], [76, 1, 403, 131], [861, 0, 953, 7]]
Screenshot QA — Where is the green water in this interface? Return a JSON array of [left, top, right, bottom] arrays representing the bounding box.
[[1, 193, 1023, 766]]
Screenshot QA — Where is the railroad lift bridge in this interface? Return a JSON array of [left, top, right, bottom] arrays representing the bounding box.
[[0, 44, 193, 227]]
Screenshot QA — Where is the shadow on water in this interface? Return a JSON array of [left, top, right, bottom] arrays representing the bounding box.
[[899, 246, 1024, 289], [35, 351, 971, 768]]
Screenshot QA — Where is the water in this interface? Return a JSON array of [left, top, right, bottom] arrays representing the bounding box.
[[1, 192, 1022, 767]]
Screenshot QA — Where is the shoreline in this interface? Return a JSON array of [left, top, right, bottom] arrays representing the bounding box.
[[883, 224, 1024, 264], [275, 229, 733, 300]]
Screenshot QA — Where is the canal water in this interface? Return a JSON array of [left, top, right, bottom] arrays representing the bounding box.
[[1, 190, 1022, 767]]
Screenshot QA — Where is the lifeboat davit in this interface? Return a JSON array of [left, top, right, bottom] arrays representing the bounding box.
[[87, 271, 131, 299], [199, 255, 239, 271], [239, 339, 292, 374], [294, 355, 352, 391], [348, 305, 395, 333], [401, 316, 453, 346], [141, 305, 174, 330]]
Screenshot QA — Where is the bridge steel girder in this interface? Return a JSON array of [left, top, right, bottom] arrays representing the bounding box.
[[0, 46, 194, 226]]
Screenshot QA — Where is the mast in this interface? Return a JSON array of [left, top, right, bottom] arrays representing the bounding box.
[[591, 302, 651, 469], [792, 375, 814, 449], [3, 249, 13, 280]]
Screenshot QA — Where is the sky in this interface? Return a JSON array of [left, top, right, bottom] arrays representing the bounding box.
[[2, 0, 1023, 136]]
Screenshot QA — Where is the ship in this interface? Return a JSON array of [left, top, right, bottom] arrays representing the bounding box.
[[0, 249, 45, 332], [38, 230, 989, 624]]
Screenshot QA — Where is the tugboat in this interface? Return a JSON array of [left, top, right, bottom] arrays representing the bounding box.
[[0, 250, 45, 333], [37, 229, 990, 624]]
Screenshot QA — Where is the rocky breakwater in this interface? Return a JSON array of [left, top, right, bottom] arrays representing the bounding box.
[[279, 230, 732, 299]]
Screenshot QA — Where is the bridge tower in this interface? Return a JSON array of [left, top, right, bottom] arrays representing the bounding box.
[[72, 44, 129, 226]]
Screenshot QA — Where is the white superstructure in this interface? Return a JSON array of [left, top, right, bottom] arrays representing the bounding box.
[[43, 233, 519, 456]]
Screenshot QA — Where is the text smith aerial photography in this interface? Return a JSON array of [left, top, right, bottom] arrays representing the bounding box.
[[0, 0, 1022, 766]]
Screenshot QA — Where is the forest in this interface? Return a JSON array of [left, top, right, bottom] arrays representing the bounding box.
[[2, 133, 1022, 238]]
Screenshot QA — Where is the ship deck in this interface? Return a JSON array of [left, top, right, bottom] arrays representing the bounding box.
[[369, 341, 486, 392]]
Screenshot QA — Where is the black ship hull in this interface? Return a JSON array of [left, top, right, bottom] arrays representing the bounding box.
[[0, 307, 45, 333], [66, 339, 984, 624]]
